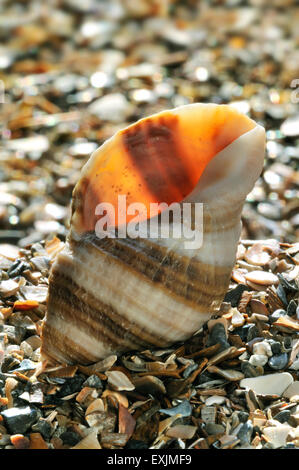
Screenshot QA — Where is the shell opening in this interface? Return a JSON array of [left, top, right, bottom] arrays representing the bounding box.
[[71, 104, 256, 234]]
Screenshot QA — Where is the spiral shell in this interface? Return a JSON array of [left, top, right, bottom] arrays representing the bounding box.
[[41, 103, 265, 365]]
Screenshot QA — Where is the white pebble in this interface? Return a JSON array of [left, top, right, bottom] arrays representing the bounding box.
[[249, 354, 268, 367], [253, 341, 273, 358]]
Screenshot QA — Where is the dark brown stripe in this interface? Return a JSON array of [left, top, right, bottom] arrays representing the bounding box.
[[145, 116, 193, 201], [123, 121, 180, 203], [48, 266, 169, 350], [42, 321, 102, 365], [77, 234, 231, 306]]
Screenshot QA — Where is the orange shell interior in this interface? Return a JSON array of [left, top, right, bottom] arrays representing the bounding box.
[[72, 104, 256, 233]]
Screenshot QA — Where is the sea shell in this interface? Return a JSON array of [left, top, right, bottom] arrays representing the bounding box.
[[41, 103, 265, 365]]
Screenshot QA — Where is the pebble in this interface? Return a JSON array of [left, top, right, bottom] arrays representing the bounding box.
[[166, 424, 197, 440], [159, 400, 192, 418], [207, 322, 230, 351], [263, 425, 292, 449], [238, 411, 249, 423], [106, 371, 135, 391], [283, 382, 299, 400], [205, 395, 226, 406], [241, 361, 263, 378], [1, 407, 38, 434], [269, 309, 287, 324], [247, 325, 259, 342], [224, 284, 250, 308], [60, 431, 81, 446], [268, 340, 282, 355], [245, 271, 279, 286], [83, 375, 103, 389], [201, 406, 216, 424], [231, 309, 245, 327], [280, 114, 299, 137], [31, 419, 52, 440], [268, 353, 288, 370], [205, 423, 225, 435], [88, 93, 133, 122], [253, 341, 273, 357], [0, 279, 19, 298], [19, 286, 48, 303], [249, 354, 268, 367], [207, 366, 244, 382], [274, 410, 291, 424], [237, 421, 253, 446], [240, 373, 293, 396]]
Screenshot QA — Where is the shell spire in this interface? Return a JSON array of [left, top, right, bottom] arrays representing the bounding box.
[[41, 103, 265, 365]]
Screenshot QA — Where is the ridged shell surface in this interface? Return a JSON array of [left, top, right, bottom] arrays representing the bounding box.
[[41, 103, 265, 365]]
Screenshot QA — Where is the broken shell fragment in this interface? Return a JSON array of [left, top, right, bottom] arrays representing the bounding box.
[[41, 103, 265, 365]]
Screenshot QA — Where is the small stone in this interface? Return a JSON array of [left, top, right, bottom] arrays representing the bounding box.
[[60, 431, 81, 446], [1, 355, 20, 372], [245, 271, 279, 286], [274, 410, 291, 424], [19, 286, 48, 303], [4, 325, 26, 345], [159, 400, 192, 418], [88, 93, 133, 122], [224, 284, 250, 307], [12, 359, 36, 372], [253, 341, 273, 357], [166, 424, 197, 440], [207, 322, 230, 351], [205, 395, 226, 406], [20, 340, 33, 357], [0, 279, 19, 298], [280, 114, 299, 137], [268, 340, 282, 355], [240, 372, 293, 396], [71, 429, 101, 450], [269, 309, 287, 324], [83, 375, 103, 389], [231, 309, 245, 327], [247, 325, 260, 342], [205, 423, 225, 435], [241, 361, 263, 378], [0, 435, 11, 446], [263, 425, 292, 449], [31, 419, 52, 440], [249, 354, 268, 367], [10, 434, 30, 449], [1, 407, 38, 434], [29, 433, 49, 450], [238, 411, 249, 423], [283, 337, 292, 351], [283, 381, 299, 400], [85, 398, 105, 416], [30, 256, 50, 272], [244, 243, 273, 266], [106, 371, 135, 392], [273, 317, 299, 333], [201, 406, 216, 424], [268, 353, 288, 370], [25, 336, 42, 351], [207, 365, 244, 382], [132, 375, 165, 395], [237, 421, 253, 446]]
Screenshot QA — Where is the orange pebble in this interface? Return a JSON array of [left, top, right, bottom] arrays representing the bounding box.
[[13, 300, 39, 311]]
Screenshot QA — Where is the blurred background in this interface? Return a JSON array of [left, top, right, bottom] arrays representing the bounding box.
[[0, 0, 298, 249]]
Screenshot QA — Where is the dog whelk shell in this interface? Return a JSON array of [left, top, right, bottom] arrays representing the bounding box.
[[41, 103, 265, 365]]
